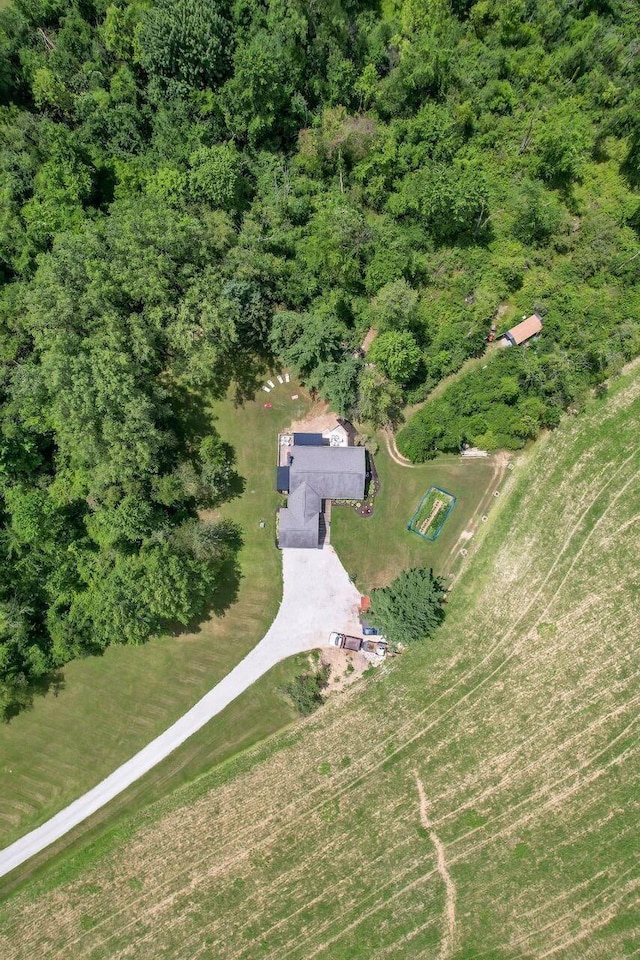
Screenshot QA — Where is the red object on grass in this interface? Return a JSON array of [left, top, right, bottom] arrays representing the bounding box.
[[264, 402, 272, 408], [360, 595, 371, 612]]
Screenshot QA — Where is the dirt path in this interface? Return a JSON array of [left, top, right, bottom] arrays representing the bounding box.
[[404, 352, 495, 421], [441, 451, 512, 576], [415, 772, 457, 960], [383, 429, 417, 467]]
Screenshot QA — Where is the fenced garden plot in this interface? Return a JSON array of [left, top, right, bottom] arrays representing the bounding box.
[[408, 486, 456, 540]]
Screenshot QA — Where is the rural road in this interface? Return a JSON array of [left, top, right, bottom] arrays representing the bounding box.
[[0, 546, 362, 880]]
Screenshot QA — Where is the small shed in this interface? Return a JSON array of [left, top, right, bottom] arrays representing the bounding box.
[[501, 313, 542, 347]]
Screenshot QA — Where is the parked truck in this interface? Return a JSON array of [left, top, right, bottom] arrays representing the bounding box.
[[329, 632, 362, 652], [362, 638, 388, 657]]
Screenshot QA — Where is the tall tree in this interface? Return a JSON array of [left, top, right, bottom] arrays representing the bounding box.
[[369, 568, 446, 645]]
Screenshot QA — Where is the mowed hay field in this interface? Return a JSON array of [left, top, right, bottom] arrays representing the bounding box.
[[1, 369, 639, 959], [0, 380, 309, 852]]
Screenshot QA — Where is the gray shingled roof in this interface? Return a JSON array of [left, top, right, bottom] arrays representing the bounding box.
[[277, 444, 366, 549], [287, 481, 322, 520], [278, 482, 320, 548], [288, 445, 366, 501]]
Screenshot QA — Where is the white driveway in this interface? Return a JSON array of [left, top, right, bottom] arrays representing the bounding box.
[[0, 546, 361, 879]]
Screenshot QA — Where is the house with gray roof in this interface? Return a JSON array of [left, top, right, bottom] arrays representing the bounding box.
[[276, 442, 366, 549]]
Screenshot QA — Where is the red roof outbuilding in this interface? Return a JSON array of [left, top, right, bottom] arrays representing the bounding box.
[[503, 313, 542, 346]]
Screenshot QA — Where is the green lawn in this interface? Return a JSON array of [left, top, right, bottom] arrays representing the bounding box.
[[0, 378, 310, 852], [4, 369, 637, 959], [331, 439, 501, 590]]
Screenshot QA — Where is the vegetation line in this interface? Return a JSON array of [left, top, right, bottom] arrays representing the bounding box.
[[415, 771, 457, 960], [382, 429, 417, 468]]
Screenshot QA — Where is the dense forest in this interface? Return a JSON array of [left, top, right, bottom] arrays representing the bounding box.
[[0, 0, 638, 715]]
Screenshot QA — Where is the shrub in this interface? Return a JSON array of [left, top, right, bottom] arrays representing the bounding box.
[[281, 663, 331, 716]]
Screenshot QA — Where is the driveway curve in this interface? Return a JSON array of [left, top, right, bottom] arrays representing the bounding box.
[[0, 546, 361, 879]]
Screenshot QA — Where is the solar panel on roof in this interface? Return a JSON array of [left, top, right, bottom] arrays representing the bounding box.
[[276, 466, 290, 492]]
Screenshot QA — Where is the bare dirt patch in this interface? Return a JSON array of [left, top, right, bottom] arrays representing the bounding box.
[[415, 772, 457, 960], [360, 328, 378, 353], [320, 647, 370, 694], [287, 401, 341, 435]]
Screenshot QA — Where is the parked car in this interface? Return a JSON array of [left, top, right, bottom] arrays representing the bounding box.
[[329, 632, 362, 652]]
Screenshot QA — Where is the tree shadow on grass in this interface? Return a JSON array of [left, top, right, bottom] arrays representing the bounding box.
[[208, 555, 244, 617], [225, 469, 247, 503], [170, 384, 220, 451], [171, 554, 244, 641], [231, 353, 272, 407], [3, 669, 66, 724]]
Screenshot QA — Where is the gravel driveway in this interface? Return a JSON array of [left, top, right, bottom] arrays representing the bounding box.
[[0, 546, 361, 879]]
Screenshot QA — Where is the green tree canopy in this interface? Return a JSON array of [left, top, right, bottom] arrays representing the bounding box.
[[369, 568, 446, 646], [368, 330, 422, 384], [188, 144, 243, 210], [139, 0, 232, 93]]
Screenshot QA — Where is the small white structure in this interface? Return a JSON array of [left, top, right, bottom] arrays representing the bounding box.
[[462, 447, 488, 458], [322, 421, 349, 447]]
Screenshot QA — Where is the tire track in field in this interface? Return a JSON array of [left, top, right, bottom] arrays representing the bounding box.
[[241, 736, 636, 960], [46, 450, 639, 960], [43, 442, 640, 959], [25, 660, 640, 960], [535, 883, 640, 959], [447, 722, 639, 862], [287, 734, 638, 960], [415, 772, 456, 960], [600, 510, 640, 544], [46, 632, 636, 960], [254, 712, 639, 960], [441, 453, 512, 576], [433, 685, 640, 827], [128, 672, 638, 960], [468, 859, 639, 959], [196, 674, 638, 960], [495, 864, 639, 957], [514, 864, 623, 921], [374, 915, 441, 958], [131, 813, 418, 960], [221, 663, 640, 957], [326, 459, 640, 797]]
